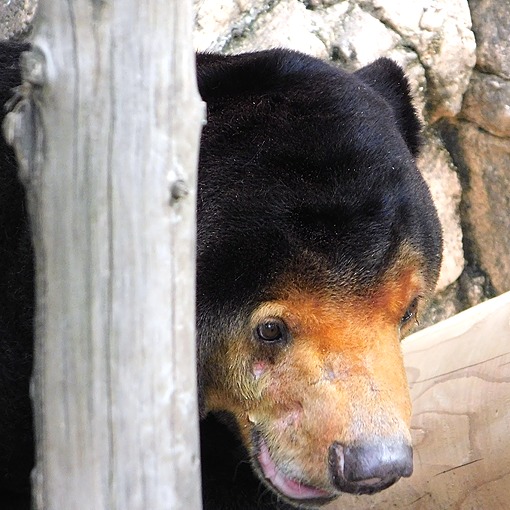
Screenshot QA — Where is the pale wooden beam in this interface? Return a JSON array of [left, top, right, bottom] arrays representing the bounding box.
[[5, 1, 204, 508]]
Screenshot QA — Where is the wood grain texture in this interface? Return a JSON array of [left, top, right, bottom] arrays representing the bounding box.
[[11, 1, 204, 508], [328, 291, 510, 509]]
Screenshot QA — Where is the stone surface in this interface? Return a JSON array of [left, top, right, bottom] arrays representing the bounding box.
[[0, 0, 37, 40], [194, 0, 271, 52], [304, 0, 346, 7], [366, 0, 477, 121], [461, 70, 510, 138], [469, 0, 510, 79], [418, 268, 493, 330], [457, 122, 510, 294], [317, 3, 402, 69], [417, 134, 464, 292], [226, 0, 327, 57]]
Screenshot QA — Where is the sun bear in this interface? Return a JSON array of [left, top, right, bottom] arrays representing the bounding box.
[[196, 50, 442, 510], [0, 43, 442, 510]]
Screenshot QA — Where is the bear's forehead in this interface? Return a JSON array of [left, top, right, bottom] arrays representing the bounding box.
[[258, 240, 426, 299], [199, 97, 416, 217], [196, 52, 441, 319]]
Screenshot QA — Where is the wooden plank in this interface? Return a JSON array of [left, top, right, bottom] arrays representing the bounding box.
[[5, 1, 204, 509], [327, 291, 510, 509]]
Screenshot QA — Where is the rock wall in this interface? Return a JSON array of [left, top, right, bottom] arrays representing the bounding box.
[[0, 0, 37, 40], [1, 0, 509, 327]]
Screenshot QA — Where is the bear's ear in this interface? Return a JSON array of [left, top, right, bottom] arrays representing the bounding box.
[[354, 58, 422, 158]]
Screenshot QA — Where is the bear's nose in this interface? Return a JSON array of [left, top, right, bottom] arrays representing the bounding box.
[[328, 439, 413, 494]]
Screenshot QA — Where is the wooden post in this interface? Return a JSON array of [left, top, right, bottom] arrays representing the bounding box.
[[5, 1, 204, 508], [327, 291, 510, 509]]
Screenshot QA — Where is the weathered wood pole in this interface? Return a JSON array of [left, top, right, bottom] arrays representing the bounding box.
[[5, 1, 204, 508]]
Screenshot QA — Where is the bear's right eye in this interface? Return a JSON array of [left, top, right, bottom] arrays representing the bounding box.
[[255, 319, 288, 344]]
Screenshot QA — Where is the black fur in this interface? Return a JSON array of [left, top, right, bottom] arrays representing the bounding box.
[[0, 42, 34, 510]]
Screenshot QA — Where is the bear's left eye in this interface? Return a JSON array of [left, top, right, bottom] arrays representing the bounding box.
[[255, 319, 288, 343], [401, 297, 419, 326]]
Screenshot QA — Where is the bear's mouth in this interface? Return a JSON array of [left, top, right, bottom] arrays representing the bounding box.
[[252, 432, 336, 505]]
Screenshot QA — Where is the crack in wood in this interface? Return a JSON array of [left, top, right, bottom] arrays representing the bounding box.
[[412, 351, 510, 384], [406, 492, 432, 506], [433, 457, 484, 477]]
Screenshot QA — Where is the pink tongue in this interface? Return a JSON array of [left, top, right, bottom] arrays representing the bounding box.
[[257, 437, 332, 500]]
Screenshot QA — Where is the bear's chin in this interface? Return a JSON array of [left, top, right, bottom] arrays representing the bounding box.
[[250, 431, 337, 507]]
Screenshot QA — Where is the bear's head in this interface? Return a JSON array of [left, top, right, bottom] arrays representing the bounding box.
[[196, 49, 442, 507]]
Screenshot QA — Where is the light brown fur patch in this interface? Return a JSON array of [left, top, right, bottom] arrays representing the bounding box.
[[204, 254, 427, 493]]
